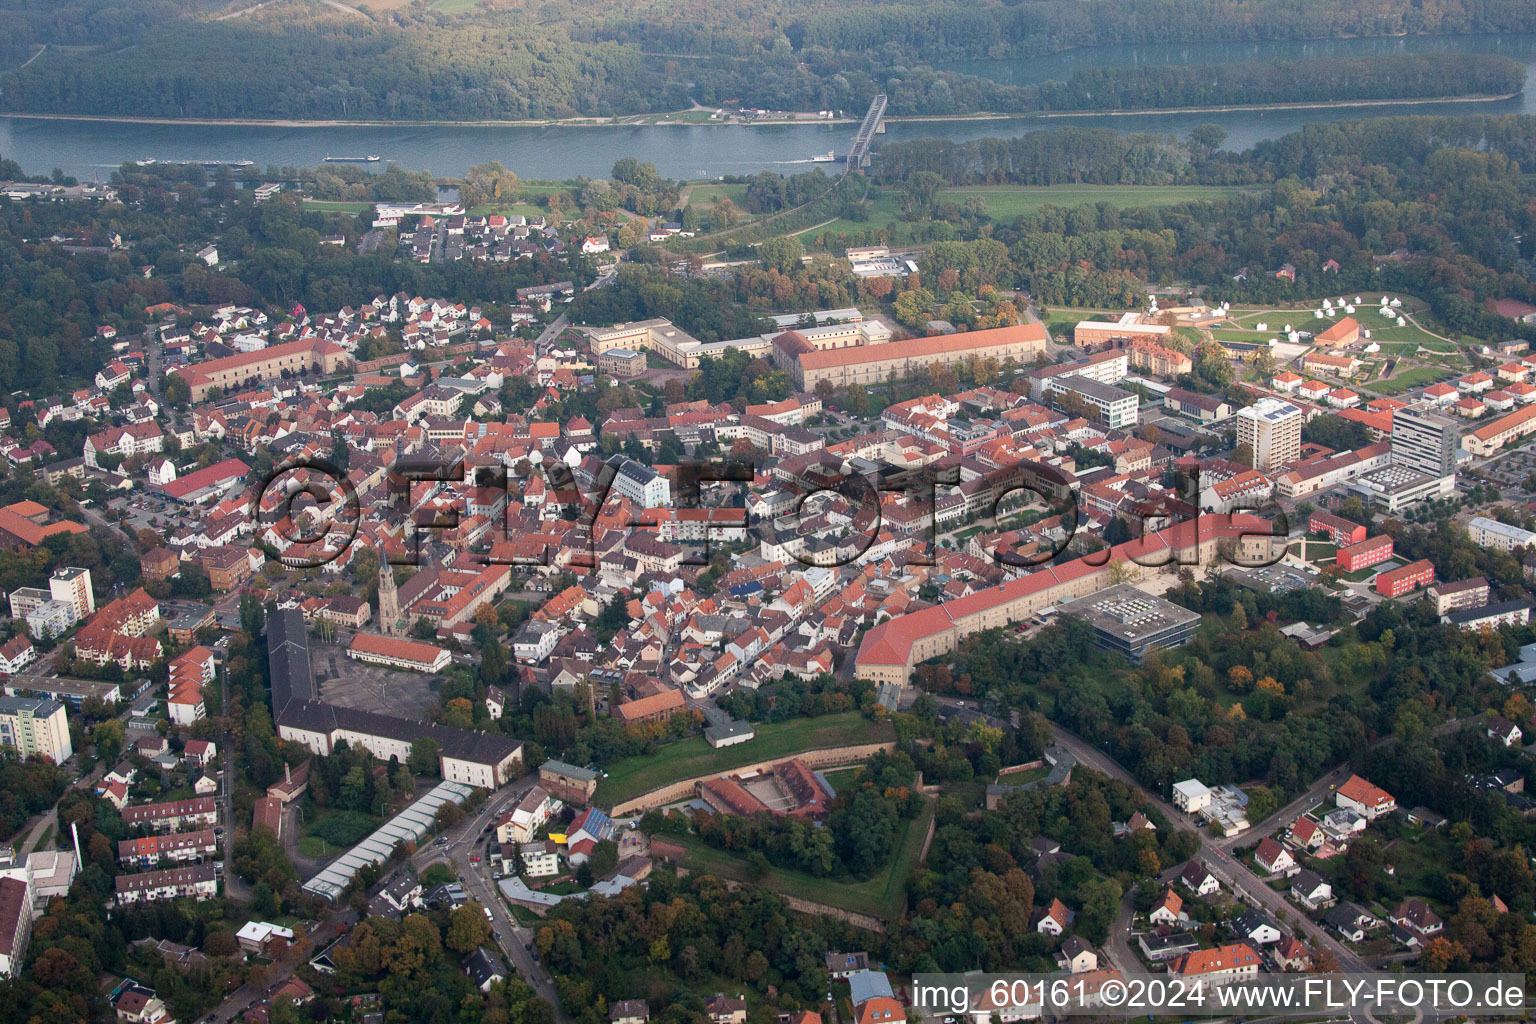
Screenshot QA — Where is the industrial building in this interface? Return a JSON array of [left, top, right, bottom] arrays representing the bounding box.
[[1056, 584, 1200, 664], [301, 780, 478, 902]]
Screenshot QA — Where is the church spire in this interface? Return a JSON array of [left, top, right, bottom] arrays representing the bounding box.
[[377, 555, 401, 636]]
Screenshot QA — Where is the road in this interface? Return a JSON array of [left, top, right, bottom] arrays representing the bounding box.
[[206, 909, 355, 1022], [931, 695, 1373, 983], [532, 314, 570, 355], [409, 774, 568, 1021], [1045, 724, 1371, 976], [80, 503, 135, 548]]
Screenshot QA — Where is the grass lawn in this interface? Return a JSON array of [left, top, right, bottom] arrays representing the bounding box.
[[799, 189, 902, 241], [34, 824, 54, 851], [1384, 829, 1461, 900], [682, 183, 752, 219], [595, 712, 895, 806], [1374, 365, 1451, 395], [998, 764, 1051, 786], [1289, 540, 1336, 565], [431, 0, 483, 12], [301, 806, 380, 856], [468, 202, 548, 218], [673, 797, 932, 919], [944, 184, 1248, 219], [807, 184, 1250, 243], [300, 200, 371, 213], [820, 766, 867, 794], [298, 836, 335, 859]]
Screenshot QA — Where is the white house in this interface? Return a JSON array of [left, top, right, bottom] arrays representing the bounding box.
[[1487, 716, 1523, 747], [1254, 837, 1296, 875], [512, 620, 561, 664], [1149, 888, 1184, 926], [496, 786, 556, 844], [146, 458, 177, 487], [1232, 910, 1282, 946], [1290, 869, 1334, 910], [1035, 897, 1073, 935], [1172, 779, 1212, 813], [521, 841, 561, 878], [1335, 775, 1396, 820], [1181, 861, 1221, 896], [1055, 936, 1098, 974]]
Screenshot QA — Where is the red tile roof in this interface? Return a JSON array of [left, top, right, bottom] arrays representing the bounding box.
[[1174, 942, 1259, 975]]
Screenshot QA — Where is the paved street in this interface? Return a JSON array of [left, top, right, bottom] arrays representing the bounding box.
[[1047, 725, 1371, 976], [206, 910, 355, 1024], [408, 773, 568, 1021], [932, 693, 1373, 984]]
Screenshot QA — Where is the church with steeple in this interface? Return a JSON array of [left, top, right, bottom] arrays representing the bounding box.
[[377, 558, 401, 636]]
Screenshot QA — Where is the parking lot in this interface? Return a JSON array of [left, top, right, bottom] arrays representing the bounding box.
[[1481, 448, 1536, 492], [312, 639, 440, 720]]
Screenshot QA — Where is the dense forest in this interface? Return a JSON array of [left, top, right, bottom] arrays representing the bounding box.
[[1035, 54, 1524, 111], [0, 0, 1532, 120], [932, 563, 1520, 801]]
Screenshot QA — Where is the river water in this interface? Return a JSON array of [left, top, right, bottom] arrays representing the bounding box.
[[2, 33, 1533, 182]]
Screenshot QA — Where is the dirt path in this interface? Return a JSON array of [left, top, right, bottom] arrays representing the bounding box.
[[14, 44, 46, 70]]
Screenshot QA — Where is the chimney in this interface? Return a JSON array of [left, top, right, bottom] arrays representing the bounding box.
[[285, 762, 292, 785], [71, 821, 83, 867]]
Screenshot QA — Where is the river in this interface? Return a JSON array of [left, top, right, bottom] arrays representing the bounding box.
[[2, 33, 1533, 182]]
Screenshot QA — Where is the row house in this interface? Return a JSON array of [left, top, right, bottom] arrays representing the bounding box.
[[114, 863, 219, 906], [118, 830, 219, 869], [120, 796, 218, 834]]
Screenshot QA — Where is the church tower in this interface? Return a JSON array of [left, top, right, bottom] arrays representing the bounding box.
[[377, 557, 401, 636]]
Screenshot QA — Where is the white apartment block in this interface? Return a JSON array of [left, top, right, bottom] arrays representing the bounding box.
[[1236, 398, 1302, 472], [0, 697, 71, 764]]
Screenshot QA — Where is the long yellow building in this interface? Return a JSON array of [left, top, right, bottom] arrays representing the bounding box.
[[776, 322, 1048, 390], [179, 336, 351, 401], [854, 514, 1281, 684]]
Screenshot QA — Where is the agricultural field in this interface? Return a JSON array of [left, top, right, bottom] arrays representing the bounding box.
[[944, 184, 1249, 220], [300, 200, 372, 213]]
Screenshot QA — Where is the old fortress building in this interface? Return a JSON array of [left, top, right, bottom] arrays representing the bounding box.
[[854, 514, 1280, 684]]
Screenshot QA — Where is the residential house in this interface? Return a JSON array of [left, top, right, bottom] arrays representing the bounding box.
[[1290, 869, 1334, 910], [1231, 909, 1282, 946], [706, 995, 749, 1024], [1391, 898, 1444, 938], [1055, 936, 1098, 973], [1335, 775, 1396, 819], [1181, 861, 1221, 896], [611, 1001, 650, 1024], [825, 952, 870, 979], [1150, 888, 1185, 926], [1035, 896, 1074, 935], [1254, 837, 1296, 875]]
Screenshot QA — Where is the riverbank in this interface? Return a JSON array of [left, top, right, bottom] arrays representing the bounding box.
[[0, 111, 858, 129], [0, 88, 1518, 132]]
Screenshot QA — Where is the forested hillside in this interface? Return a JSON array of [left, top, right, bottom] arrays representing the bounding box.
[[0, 0, 1531, 120]]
